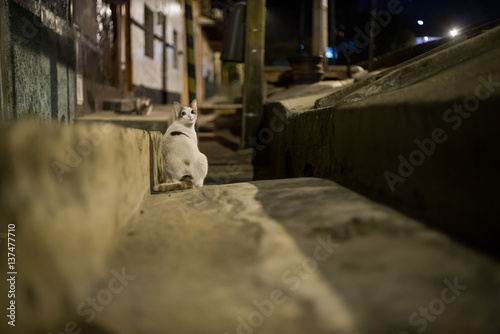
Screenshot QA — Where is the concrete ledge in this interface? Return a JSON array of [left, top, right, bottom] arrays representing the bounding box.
[[1, 123, 499, 333], [79, 178, 500, 333], [0, 122, 155, 332], [255, 25, 500, 256], [76, 110, 172, 133], [267, 79, 355, 114]]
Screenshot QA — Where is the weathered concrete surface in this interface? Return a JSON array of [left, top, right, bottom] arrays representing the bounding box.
[[255, 24, 500, 257], [0, 118, 499, 333], [76, 106, 175, 133], [0, 122, 157, 333], [20, 178, 500, 334], [267, 79, 354, 114]]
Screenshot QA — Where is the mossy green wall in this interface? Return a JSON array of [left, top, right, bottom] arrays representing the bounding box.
[[1, 0, 75, 123]]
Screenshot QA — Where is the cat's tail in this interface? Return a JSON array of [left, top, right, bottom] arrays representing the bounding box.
[[153, 175, 194, 192]]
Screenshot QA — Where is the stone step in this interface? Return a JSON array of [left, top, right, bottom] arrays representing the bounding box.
[[102, 97, 152, 115], [198, 103, 242, 115], [256, 24, 500, 258], [99, 178, 500, 334]]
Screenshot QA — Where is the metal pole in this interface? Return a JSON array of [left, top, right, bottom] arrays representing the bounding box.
[[368, 0, 377, 71], [312, 0, 328, 58], [241, 0, 266, 148]]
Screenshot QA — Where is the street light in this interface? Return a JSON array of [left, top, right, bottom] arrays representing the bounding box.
[[450, 29, 459, 37], [417, 20, 424, 26]]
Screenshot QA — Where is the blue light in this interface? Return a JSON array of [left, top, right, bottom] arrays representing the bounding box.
[[417, 20, 424, 26], [300, 44, 304, 50], [415, 36, 441, 45], [325, 47, 334, 59]]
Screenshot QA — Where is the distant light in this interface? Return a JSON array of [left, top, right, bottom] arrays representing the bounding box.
[[325, 47, 334, 59], [300, 44, 304, 50], [417, 20, 424, 26], [450, 29, 459, 37], [415, 36, 441, 45]]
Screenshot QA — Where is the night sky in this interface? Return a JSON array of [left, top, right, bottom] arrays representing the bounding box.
[[264, 0, 500, 65], [402, 0, 500, 26]]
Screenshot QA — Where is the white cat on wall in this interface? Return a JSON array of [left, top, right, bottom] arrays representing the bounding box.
[[154, 99, 208, 192]]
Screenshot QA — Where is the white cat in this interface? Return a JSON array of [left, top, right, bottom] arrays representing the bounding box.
[[154, 99, 208, 192]]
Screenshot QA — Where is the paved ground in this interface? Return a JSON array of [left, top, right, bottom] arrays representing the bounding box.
[[90, 178, 500, 334]]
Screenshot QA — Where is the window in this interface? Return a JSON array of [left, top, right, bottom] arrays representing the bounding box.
[[173, 30, 178, 68], [144, 5, 154, 58]]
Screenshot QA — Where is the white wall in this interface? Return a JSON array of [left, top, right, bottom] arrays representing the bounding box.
[[164, 1, 185, 95], [130, 0, 184, 97]]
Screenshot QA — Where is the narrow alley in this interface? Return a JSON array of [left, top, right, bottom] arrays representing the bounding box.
[[197, 111, 254, 185], [1, 0, 500, 334]]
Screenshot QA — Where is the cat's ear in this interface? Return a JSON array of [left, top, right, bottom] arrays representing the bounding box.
[[173, 101, 183, 116], [190, 99, 198, 111]]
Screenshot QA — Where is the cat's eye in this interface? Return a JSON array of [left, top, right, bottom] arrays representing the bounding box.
[[181, 111, 186, 116], [191, 111, 195, 114]]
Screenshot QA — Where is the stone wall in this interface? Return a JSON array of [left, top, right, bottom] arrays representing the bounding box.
[[255, 25, 500, 257], [0, 122, 161, 333], [0, 0, 128, 122]]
